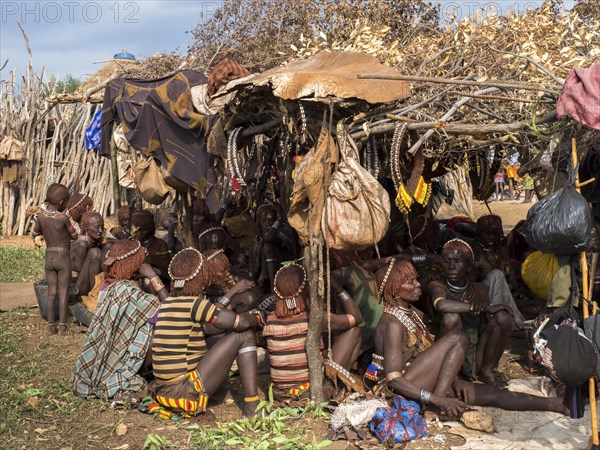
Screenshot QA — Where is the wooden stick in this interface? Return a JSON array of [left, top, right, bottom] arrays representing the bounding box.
[[447, 90, 545, 103], [357, 73, 560, 94], [488, 47, 564, 84], [572, 138, 599, 446], [349, 110, 557, 140], [109, 135, 121, 211]]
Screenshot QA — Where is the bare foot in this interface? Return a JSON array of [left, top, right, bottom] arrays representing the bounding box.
[[478, 370, 506, 388], [58, 323, 69, 336], [47, 323, 57, 335], [242, 400, 260, 417]]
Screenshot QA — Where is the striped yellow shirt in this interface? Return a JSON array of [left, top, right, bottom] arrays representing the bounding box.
[[152, 296, 218, 380]]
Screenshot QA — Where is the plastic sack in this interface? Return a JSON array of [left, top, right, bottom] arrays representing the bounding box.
[[540, 311, 596, 387], [369, 396, 427, 444], [323, 155, 390, 250], [133, 156, 172, 205], [521, 251, 559, 299], [520, 185, 592, 254]]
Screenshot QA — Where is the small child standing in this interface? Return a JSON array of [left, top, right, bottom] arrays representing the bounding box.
[[31, 183, 79, 335]]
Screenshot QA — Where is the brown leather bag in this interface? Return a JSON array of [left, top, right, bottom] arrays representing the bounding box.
[[133, 156, 172, 205]]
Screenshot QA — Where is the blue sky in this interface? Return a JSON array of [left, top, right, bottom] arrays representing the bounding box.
[[0, 0, 576, 82], [0, 0, 216, 81]]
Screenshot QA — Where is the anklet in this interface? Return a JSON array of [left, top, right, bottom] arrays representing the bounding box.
[[244, 395, 259, 402]]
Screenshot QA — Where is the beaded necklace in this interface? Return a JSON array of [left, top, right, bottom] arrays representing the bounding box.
[[42, 208, 61, 219], [383, 304, 433, 352], [445, 279, 474, 303]]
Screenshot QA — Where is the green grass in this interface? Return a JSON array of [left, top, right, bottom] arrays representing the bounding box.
[[0, 247, 45, 283]]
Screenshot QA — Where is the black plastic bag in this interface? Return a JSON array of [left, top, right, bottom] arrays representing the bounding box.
[[520, 184, 592, 254]]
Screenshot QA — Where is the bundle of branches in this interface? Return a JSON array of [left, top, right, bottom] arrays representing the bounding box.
[[288, 2, 599, 162]]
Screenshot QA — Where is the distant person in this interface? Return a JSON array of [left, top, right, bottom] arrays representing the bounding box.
[[493, 169, 505, 201], [31, 183, 78, 335], [522, 174, 534, 204]]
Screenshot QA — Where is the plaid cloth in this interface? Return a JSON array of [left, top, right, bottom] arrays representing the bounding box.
[[207, 58, 250, 96], [73, 280, 159, 399]]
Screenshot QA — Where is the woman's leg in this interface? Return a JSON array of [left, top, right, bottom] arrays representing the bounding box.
[[331, 326, 361, 370], [476, 310, 512, 386], [403, 330, 469, 397], [453, 379, 568, 415], [196, 329, 259, 415]]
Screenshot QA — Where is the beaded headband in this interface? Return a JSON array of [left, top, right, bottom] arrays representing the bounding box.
[[168, 248, 204, 289], [104, 240, 145, 266], [67, 194, 88, 213], [442, 238, 475, 262], [255, 203, 275, 219], [273, 263, 307, 310], [378, 257, 396, 298], [206, 248, 225, 261], [197, 226, 225, 240]]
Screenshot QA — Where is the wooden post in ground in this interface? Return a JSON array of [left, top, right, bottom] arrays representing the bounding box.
[[571, 138, 599, 447], [109, 135, 121, 213]]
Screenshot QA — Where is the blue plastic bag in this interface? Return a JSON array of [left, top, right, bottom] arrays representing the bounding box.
[[369, 396, 428, 443]]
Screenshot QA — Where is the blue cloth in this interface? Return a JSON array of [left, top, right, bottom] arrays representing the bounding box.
[[370, 396, 427, 443], [85, 108, 102, 150]]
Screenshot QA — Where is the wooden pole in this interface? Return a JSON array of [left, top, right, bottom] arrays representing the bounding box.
[[109, 135, 121, 212], [572, 138, 599, 446], [357, 73, 560, 94]]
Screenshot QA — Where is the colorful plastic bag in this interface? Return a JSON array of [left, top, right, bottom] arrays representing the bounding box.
[[521, 251, 559, 299], [369, 396, 427, 444]]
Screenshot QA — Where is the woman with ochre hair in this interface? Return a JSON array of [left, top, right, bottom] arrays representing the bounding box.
[[372, 259, 569, 418], [263, 263, 363, 404], [150, 248, 262, 417], [73, 239, 168, 399]]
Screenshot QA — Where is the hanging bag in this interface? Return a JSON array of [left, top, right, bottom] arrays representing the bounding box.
[[534, 261, 597, 386], [520, 179, 592, 255], [322, 134, 390, 250], [133, 156, 172, 205]]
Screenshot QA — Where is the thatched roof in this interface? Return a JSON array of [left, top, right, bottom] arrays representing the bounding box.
[[46, 53, 186, 104]]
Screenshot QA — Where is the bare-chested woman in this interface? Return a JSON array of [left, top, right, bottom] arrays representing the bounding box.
[[430, 238, 514, 386], [31, 183, 78, 335], [71, 211, 104, 296], [151, 248, 263, 417], [373, 259, 569, 418]]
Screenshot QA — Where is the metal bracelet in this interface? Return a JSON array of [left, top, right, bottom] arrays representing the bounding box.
[[337, 291, 351, 302], [420, 389, 431, 405], [217, 296, 230, 307], [412, 254, 427, 265]]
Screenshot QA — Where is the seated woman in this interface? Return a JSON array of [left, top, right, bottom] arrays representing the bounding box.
[[107, 205, 132, 241], [249, 203, 298, 294], [150, 248, 263, 417], [131, 210, 171, 283], [429, 238, 515, 386], [372, 259, 568, 418], [471, 214, 524, 328], [70, 211, 104, 296], [73, 239, 168, 400], [66, 193, 93, 235], [198, 224, 247, 279], [263, 264, 363, 404], [330, 250, 383, 356]]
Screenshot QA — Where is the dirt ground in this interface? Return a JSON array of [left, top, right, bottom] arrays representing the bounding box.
[[437, 198, 535, 229], [6, 199, 591, 450]]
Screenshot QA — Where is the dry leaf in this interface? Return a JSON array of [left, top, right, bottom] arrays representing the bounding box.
[[27, 396, 40, 407]]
